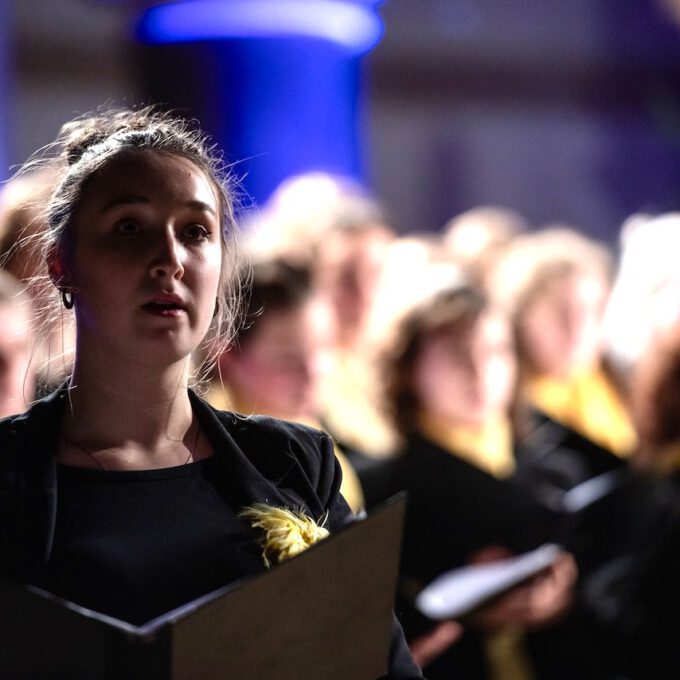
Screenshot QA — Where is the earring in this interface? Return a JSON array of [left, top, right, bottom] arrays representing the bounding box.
[[61, 289, 74, 310]]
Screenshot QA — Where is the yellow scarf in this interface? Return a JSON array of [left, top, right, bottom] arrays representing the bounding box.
[[527, 368, 636, 458], [648, 442, 680, 476], [206, 383, 366, 513], [418, 413, 515, 479], [319, 348, 398, 457]]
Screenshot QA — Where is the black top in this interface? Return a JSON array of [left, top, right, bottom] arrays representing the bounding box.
[[0, 387, 424, 679], [558, 468, 680, 679], [47, 457, 265, 625]]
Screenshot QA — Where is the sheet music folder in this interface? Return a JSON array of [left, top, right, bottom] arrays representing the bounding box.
[[0, 494, 406, 680]]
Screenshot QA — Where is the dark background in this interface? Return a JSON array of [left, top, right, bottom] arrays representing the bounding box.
[[5, 0, 680, 240]]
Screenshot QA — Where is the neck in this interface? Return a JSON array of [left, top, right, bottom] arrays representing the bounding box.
[[64, 344, 194, 456]]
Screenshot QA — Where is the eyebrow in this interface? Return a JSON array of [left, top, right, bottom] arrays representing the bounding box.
[[100, 196, 218, 217], [100, 195, 148, 214]]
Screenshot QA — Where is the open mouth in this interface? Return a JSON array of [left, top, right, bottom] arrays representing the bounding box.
[[142, 301, 186, 317]]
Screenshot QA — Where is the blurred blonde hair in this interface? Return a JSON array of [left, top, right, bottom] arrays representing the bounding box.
[[0, 166, 60, 281], [443, 205, 528, 286], [245, 172, 387, 265], [488, 227, 613, 316]]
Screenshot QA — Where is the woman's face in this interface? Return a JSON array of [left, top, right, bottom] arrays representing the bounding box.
[[221, 299, 334, 420], [316, 225, 392, 346], [61, 150, 223, 366], [519, 271, 608, 377], [412, 311, 517, 426]]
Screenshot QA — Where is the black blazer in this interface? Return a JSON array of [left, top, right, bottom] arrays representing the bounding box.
[[0, 386, 423, 680]]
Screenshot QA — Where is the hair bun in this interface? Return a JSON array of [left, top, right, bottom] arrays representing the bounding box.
[[58, 108, 161, 166]]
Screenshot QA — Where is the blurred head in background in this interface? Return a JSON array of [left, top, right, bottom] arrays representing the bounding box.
[[603, 213, 680, 379], [315, 220, 393, 350], [216, 259, 334, 420], [382, 283, 517, 436], [490, 228, 612, 380], [0, 167, 73, 390], [0, 166, 59, 283], [0, 270, 34, 418], [442, 205, 528, 288], [246, 172, 394, 351]]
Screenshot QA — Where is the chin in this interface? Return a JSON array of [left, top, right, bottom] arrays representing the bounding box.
[[135, 337, 198, 367]]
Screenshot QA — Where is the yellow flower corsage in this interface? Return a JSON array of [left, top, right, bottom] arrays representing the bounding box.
[[239, 504, 330, 568]]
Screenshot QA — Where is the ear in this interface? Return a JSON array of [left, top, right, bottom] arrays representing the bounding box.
[[47, 247, 70, 289]]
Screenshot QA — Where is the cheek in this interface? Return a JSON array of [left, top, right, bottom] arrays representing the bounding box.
[[575, 306, 603, 343], [413, 352, 460, 412], [522, 309, 564, 362], [203, 247, 224, 294], [229, 358, 272, 400], [412, 351, 439, 403], [194, 248, 224, 319], [485, 358, 516, 408]]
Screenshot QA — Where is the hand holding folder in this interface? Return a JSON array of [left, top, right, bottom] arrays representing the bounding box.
[[415, 544, 567, 621]]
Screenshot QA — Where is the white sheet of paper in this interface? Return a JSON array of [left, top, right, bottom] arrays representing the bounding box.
[[561, 469, 624, 514], [415, 543, 561, 620]]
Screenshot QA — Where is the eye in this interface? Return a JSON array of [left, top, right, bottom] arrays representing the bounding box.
[[182, 223, 210, 242], [114, 219, 141, 236]]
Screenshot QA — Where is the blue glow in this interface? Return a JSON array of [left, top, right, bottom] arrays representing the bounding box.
[[0, 0, 10, 180], [138, 0, 384, 55]]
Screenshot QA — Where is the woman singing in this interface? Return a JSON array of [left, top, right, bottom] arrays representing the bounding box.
[[0, 107, 422, 678]]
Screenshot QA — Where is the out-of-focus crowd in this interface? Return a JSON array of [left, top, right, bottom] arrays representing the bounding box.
[[2, 168, 680, 679]]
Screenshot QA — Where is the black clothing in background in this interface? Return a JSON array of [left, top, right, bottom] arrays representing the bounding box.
[[514, 410, 627, 515], [557, 468, 680, 679], [361, 432, 552, 581], [360, 432, 554, 680]]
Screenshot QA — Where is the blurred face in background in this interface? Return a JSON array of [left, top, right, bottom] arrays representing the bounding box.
[[316, 225, 393, 348], [220, 297, 335, 420], [412, 311, 517, 427], [0, 300, 33, 418], [519, 270, 608, 378]]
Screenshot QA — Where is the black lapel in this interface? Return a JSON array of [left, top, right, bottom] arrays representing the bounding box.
[[0, 388, 64, 584], [1, 389, 307, 583], [189, 392, 299, 511]]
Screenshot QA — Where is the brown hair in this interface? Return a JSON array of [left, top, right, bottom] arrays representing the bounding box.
[[0, 167, 59, 281], [236, 258, 312, 348], [381, 286, 488, 437]]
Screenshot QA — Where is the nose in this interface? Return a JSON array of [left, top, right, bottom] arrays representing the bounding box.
[[150, 228, 185, 281]]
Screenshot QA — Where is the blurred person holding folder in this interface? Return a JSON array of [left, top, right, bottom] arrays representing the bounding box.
[[361, 267, 575, 680], [0, 107, 423, 679]]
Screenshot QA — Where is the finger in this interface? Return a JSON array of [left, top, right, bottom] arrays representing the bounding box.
[[410, 621, 464, 667]]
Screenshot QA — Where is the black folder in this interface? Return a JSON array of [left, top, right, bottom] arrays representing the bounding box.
[[0, 494, 406, 680]]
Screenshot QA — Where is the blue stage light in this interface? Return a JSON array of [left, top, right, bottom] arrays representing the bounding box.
[[138, 0, 384, 55]]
